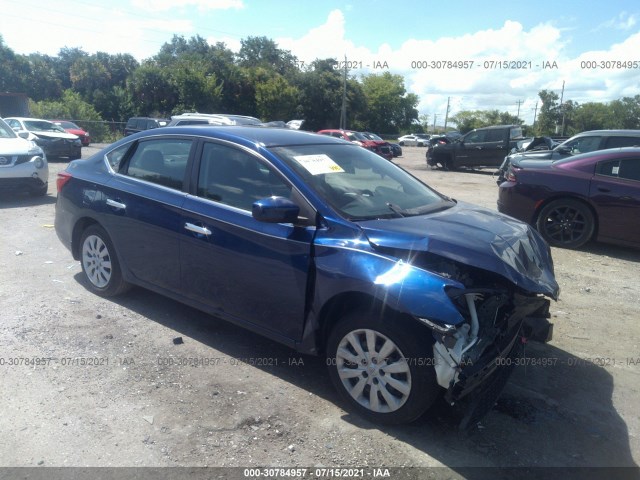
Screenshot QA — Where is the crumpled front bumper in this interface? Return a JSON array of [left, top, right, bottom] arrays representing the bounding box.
[[432, 292, 551, 429]]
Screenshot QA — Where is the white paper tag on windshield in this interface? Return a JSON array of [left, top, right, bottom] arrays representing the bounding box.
[[293, 154, 344, 175]]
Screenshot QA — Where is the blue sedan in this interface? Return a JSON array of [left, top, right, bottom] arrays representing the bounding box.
[[55, 126, 558, 426]]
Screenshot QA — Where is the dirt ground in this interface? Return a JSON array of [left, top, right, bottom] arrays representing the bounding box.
[[0, 145, 639, 477]]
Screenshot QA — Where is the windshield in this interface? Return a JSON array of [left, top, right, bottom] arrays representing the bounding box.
[[56, 121, 78, 129], [270, 144, 451, 220], [346, 131, 368, 141], [0, 119, 17, 139], [24, 120, 66, 133], [367, 133, 383, 141], [555, 135, 602, 155]]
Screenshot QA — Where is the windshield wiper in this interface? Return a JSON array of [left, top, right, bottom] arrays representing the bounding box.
[[386, 202, 406, 218]]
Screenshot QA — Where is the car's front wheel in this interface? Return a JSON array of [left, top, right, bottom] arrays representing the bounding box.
[[80, 225, 130, 297], [326, 311, 439, 424], [536, 198, 595, 249]]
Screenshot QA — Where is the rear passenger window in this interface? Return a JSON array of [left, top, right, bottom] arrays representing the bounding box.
[[597, 158, 640, 181], [619, 159, 640, 181], [197, 143, 291, 211], [125, 139, 192, 190], [604, 136, 640, 149]]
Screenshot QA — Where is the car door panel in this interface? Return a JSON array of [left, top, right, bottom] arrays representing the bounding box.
[[180, 142, 315, 340], [590, 159, 640, 245], [101, 176, 186, 291], [99, 138, 193, 292]]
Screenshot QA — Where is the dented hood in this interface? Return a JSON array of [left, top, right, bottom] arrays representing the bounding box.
[[357, 201, 559, 299]]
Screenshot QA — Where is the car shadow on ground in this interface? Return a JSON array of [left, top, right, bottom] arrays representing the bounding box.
[[76, 274, 638, 473], [0, 191, 57, 209], [575, 242, 640, 263]]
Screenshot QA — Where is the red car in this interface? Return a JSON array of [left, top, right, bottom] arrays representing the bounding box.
[[498, 148, 640, 249], [317, 129, 393, 160], [52, 120, 90, 146]]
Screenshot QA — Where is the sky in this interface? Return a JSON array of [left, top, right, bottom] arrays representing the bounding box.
[[2, 0, 639, 126]]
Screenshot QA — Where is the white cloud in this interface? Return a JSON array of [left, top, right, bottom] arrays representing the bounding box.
[[596, 11, 637, 31], [131, 0, 244, 11], [274, 11, 640, 125]]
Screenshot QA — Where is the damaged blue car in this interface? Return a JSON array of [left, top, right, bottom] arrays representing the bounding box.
[[55, 126, 559, 426]]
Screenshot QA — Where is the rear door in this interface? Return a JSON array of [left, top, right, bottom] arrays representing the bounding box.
[[590, 157, 640, 245], [101, 137, 194, 292], [179, 141, 316, 341]]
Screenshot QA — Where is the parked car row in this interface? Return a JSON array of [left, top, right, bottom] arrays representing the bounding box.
[[4, 117, 82, 160], [0, 117, 49, 196], [317, 129, 395, 160]]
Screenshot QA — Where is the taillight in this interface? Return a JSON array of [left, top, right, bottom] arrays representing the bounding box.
[[505, 168, 518, 182], [56, 171, 72, 191]]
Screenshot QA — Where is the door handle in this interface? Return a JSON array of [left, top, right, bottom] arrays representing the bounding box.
[[597, 187, 611, 193], [185, 223, 212, 236], [106, 198, 126, 209]]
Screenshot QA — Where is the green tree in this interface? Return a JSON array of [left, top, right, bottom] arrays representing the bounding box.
[[0, 36, 29, 92], [237, 36, 299, 78], [254, 73, 299, 120], [360, 72, 418, 133], [536, 89, 561, 135], [25, 54, 62, 101], [127, 62, 177, 116], [29, 90, 111, 142], [296, 59, 343, 130], [570, 102, 612, 132]]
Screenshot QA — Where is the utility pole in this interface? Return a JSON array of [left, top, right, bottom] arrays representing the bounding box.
[[560, 80, 566, 136], [432, 114, 438, 133], [443, 97, 451, 130], [533, 101, 539, 128], [516, 100, 523, 120], [557, 80, 565, 135], [339, 55, 347, 130]]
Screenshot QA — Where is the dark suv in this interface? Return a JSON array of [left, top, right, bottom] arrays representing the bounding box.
[[124, 117, 169, 136], [497, 129, 640, 183]]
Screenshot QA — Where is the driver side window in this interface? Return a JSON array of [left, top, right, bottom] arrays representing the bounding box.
[[197, 143, 291, 211]]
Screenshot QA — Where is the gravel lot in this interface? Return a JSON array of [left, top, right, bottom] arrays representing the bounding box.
[[1, 144, 639, 477]]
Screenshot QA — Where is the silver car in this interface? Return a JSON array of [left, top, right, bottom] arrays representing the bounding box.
[[0, 117, 48, 196]]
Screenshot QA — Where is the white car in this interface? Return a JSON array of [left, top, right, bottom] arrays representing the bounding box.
[[4, 117, 81, 159], [397, 134, 428, 147], [0, 117, 48, 196]]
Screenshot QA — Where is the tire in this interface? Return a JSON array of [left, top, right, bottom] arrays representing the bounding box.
[[399, 141, 405, 146], [536, 198, 595, 249], [80, 225, 130, 297], [326, 311, 440, 424], [444, 157, 456, 171]]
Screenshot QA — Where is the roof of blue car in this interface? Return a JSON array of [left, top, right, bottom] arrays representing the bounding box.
[[153, 125, 348, 147]]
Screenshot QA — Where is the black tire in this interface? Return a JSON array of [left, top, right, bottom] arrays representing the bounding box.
[[399, 141, 405, 146], [326, 311, 440, 424], [444, 157, 456, 171], [29, 183, 47, 197], [79, 225, 130, 297], [536, 198, 595, 249]]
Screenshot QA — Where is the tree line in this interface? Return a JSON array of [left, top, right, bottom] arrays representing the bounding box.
[[0, 34, 419, 140], [449, 90, 640, 136], [2, 33, 638, 141]]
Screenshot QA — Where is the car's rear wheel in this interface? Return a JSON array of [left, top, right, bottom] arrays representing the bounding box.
[[536, 198, 595, 249], [80, 225, 130, 297], [326, 311, 439, 424]]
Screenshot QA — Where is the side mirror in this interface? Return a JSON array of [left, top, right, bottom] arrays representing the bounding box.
[[17, 131, 30, 139], [252, 196, 300, 224]]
